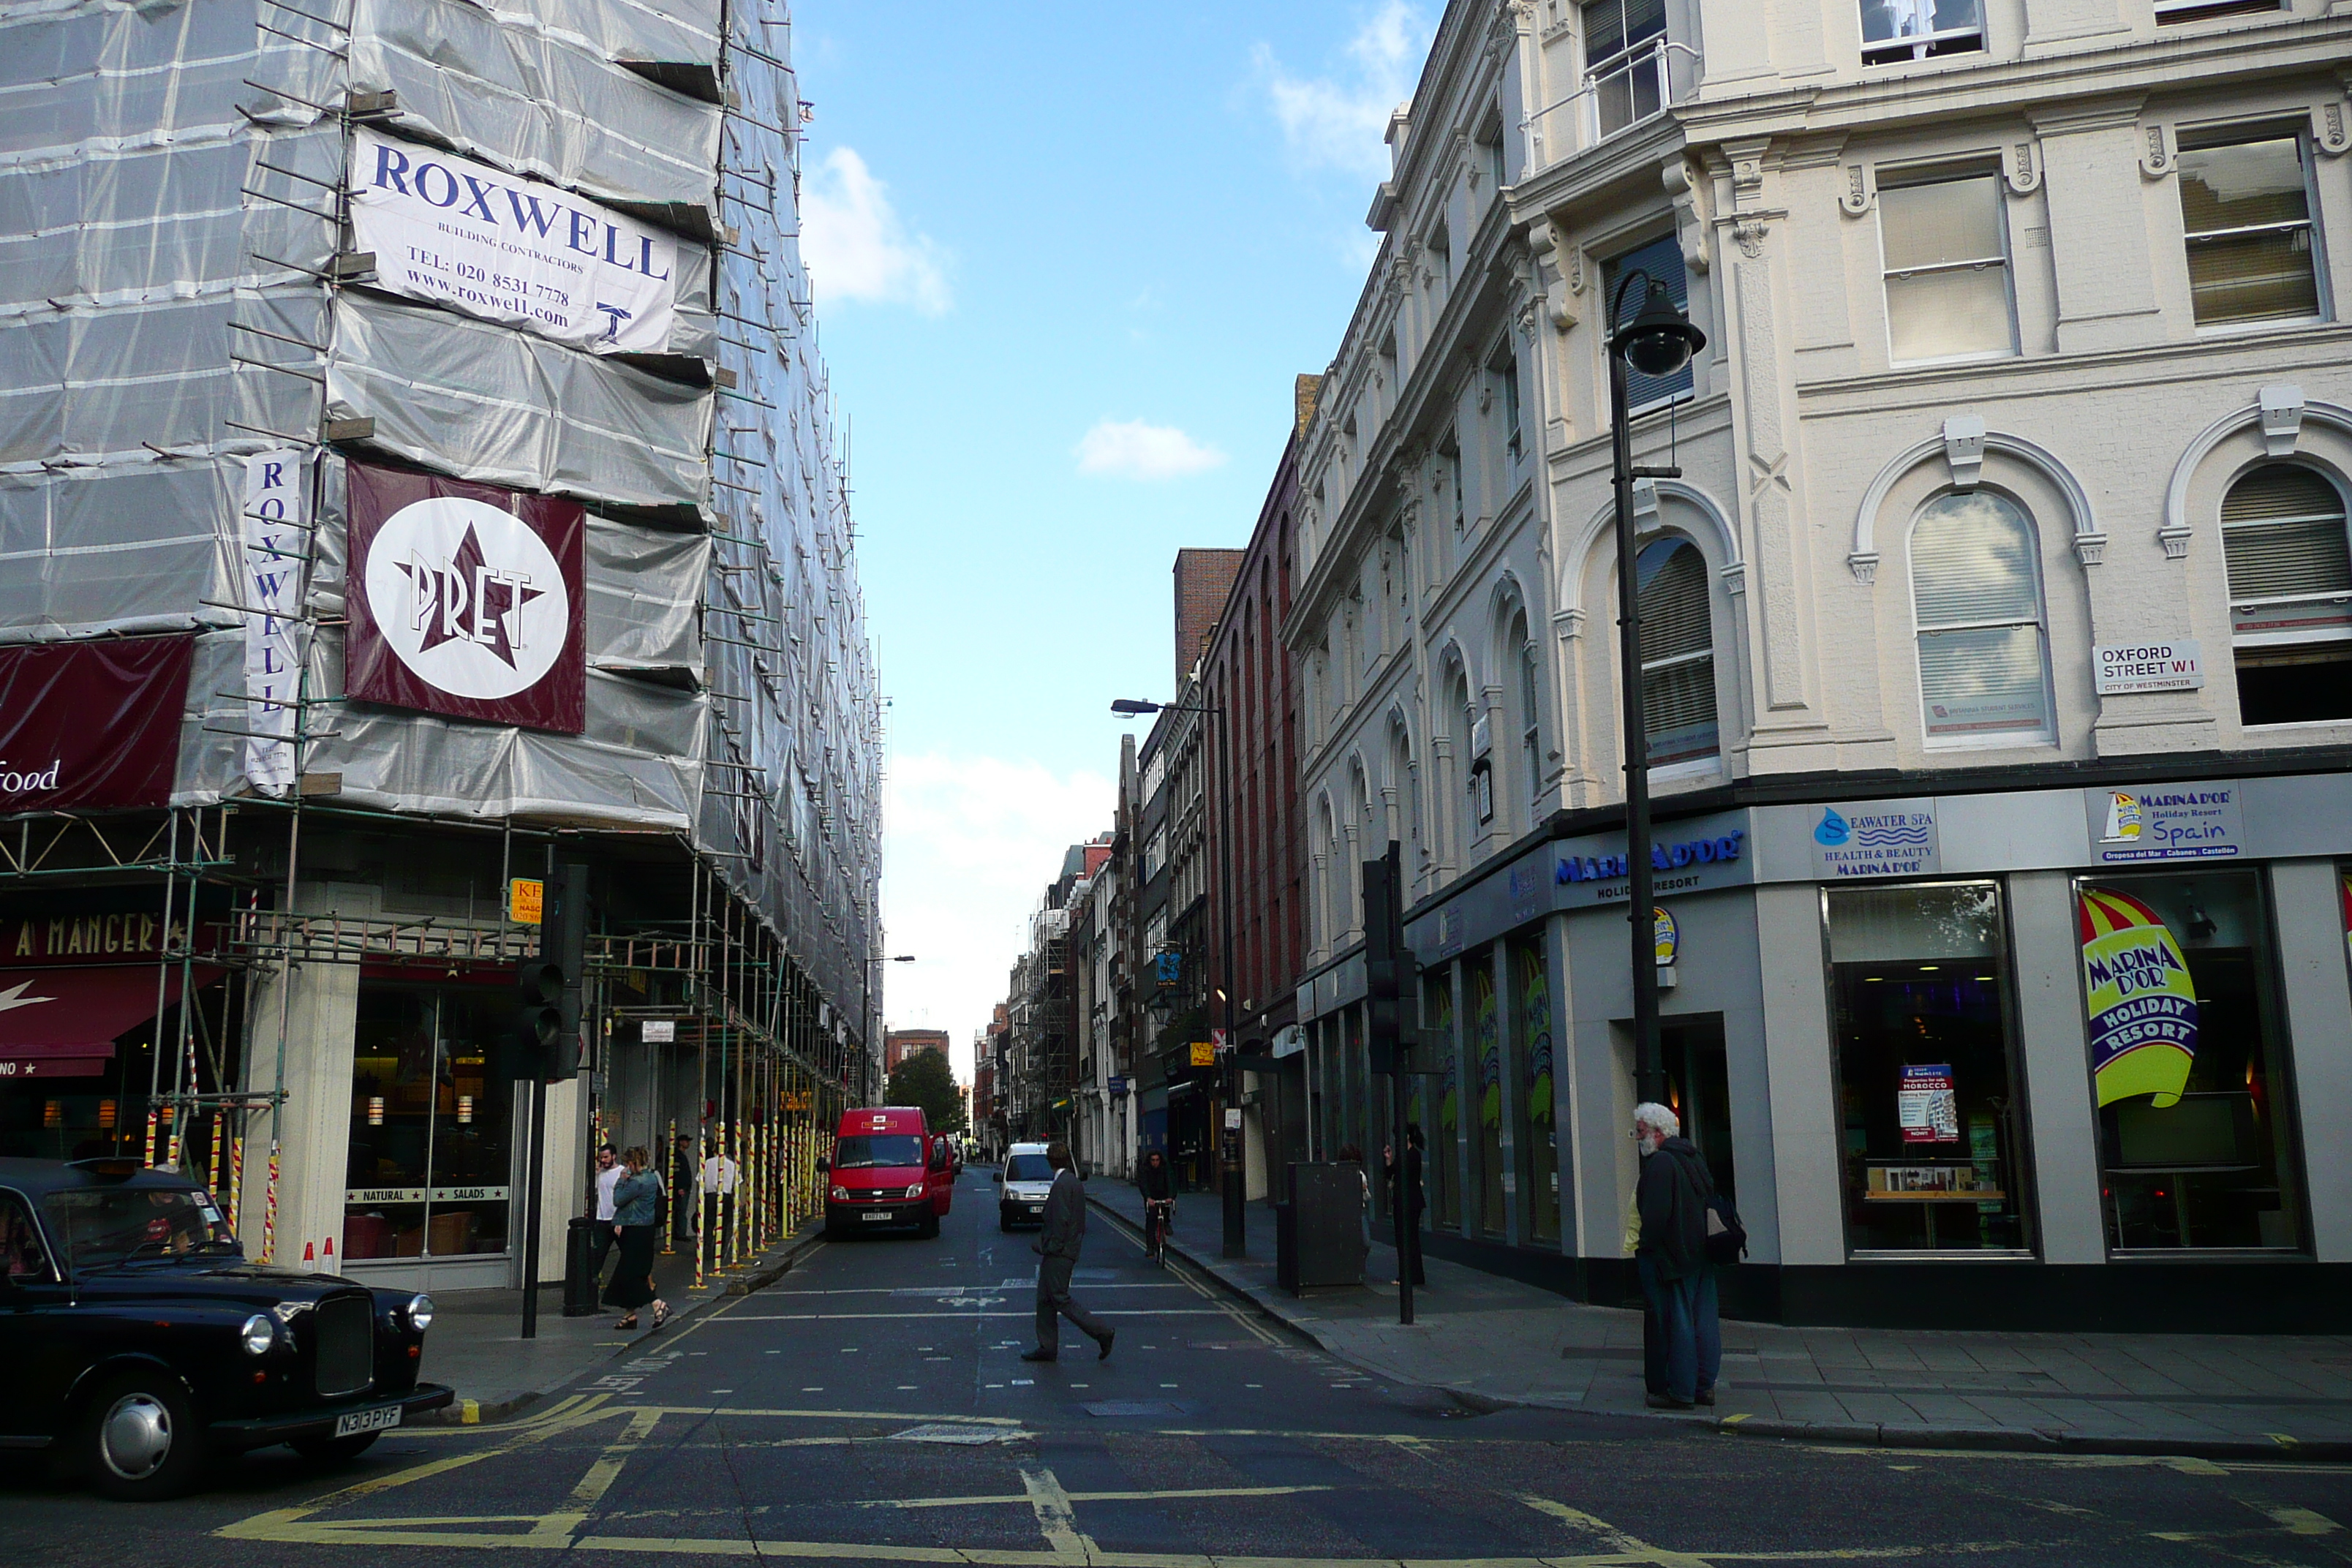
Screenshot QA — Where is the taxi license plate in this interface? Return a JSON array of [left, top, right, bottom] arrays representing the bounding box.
[[861, 1210, 892, 1221], [333, 1405, 403, 1439]]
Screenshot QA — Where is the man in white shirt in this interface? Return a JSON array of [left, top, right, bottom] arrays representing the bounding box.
[[700, 1145, 739, 1248], [590, 1143, 624, 1278]]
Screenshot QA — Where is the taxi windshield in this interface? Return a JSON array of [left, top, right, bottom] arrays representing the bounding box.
[[831, 1134, 924, 1170], [43, 1187, 240, 1270]]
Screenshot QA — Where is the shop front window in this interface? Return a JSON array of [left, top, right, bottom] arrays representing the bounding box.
[[1424, 970, 1459, 1230], [1828, 882, 2032, 1253], [1511, 935, 1561, 1245], [344, 984, 514, 1262], [2081, 872, 2301, 1251], [1471, 957, 1507, 1238]]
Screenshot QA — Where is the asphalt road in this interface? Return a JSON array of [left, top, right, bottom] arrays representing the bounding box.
[[9, 1164, 2352, 1566]]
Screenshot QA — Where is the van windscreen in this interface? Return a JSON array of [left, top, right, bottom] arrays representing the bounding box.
[[832, 1134, 924, 1169], [1005, 1153, 1053, 1182]]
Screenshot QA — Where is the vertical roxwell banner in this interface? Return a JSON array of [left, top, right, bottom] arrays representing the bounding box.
[[346, 461, 587, 734]]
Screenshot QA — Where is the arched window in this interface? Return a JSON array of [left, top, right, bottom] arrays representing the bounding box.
[[1512, 611, 1542, 810], [1635, 536, 1718, 766], [2222, 463, 2352, 725], [1910, 491, 2052, 745]]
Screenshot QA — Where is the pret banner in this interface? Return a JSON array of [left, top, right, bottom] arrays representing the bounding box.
[[2079, 888, 2198, 1109], [348, 127, 678, 354], [346, 461, 586, 734], [0, 636, 192, 811]]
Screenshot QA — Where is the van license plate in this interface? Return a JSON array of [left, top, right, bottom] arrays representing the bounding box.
[[333, 1405, 403, 1438], [861, 1210, 891, 1221]]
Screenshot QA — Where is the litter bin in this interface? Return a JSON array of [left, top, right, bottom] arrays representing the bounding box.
[[563, 1215, 601, 1316], [1280, 1162, 1368, 1294]]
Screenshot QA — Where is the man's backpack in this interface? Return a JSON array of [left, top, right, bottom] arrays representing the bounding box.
[[1704, 1189, 1747, 1267]]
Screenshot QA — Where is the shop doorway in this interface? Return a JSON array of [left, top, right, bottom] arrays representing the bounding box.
[[1659, 1014, 1734, 1207]]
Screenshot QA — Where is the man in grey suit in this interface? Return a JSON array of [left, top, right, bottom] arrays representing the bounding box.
[[1022, 1140, 1114, 1362]]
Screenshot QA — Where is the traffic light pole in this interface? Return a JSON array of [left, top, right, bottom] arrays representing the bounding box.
[[519, 1077, 547, 1338], [1363, 840, 1415, 1326]]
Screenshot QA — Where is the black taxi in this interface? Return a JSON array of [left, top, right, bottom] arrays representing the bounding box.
[[0, 1156, 453, 1499]]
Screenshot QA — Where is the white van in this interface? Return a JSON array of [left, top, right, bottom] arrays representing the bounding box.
[[996, 1142, 1054, 1232]]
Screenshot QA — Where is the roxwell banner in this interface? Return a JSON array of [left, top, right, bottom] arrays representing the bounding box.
[[349, 127, 678, 355], [346, 462, 586, 734], [0, 636, 191, 811]]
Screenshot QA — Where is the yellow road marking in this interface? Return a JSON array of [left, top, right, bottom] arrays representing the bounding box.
[[1019, 1465, 1099, 1560], [1518, 1494, 1712, 1568], [2255, 1503, 2340, 1535], [529, 1406, 663, 1545]]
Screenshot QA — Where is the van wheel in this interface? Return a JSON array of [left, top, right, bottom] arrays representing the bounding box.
[[919, 1209, 941, 1239], [80, 1372, 203, 1501], [998, 1211, 1013, 1233]]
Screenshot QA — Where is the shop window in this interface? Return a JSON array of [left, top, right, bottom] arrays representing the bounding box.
[[1470, 958, 1507, 1238], [344, 984, 515, 1262], [1878, 169, 2014, 363], [1511, 935, 1561, 1245], [1861, 0, 1983, 64], [2081, 872, 2302, 1251], [2220, 463, 2352, 725], [1635, 535, 1719, 767], [1514, 612, 1543, 815], [1422, 968, 1459, 1230], [2177, 131, 2322, 329], [1583, 0, 1667, 138], [1827, 882, 2032, 1254], [1604, 236, 1694, 413], [1910, 491, 2054, 745]]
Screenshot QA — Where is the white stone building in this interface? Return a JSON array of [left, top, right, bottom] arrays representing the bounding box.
[[1288, 0, 2352, 1327]]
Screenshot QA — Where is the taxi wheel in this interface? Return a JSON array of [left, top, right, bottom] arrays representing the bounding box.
[[290, 1433, 380, 1463], [80, 1372, 203, 1501]]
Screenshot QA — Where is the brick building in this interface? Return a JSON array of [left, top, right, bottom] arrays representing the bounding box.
[[1172, 549, 1244, 688], [883, 1029, 951, 1077]]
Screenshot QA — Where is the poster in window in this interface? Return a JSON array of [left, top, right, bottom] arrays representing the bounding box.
[[2079, 888, 2198, 1108], [1898, 1064, 1959, 1143]]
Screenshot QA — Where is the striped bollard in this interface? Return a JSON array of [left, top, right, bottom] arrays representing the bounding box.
[[260, 1141, 280, 1264]]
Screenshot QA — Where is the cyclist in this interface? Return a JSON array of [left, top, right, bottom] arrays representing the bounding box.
[[1137, 1148, 1175, 1264]]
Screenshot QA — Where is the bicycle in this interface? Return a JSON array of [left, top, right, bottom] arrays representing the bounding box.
[[1143, 1198, 1174, 1267]]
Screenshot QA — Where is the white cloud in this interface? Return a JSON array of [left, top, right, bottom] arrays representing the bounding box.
[[880, 753, 1116, 1084], [1074, 418, 1227, 481], [799, 146, 951, 315], [1255, 1, 1432, 179]]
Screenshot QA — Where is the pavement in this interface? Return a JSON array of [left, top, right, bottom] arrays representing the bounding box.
[[420, 1215, 824, 1422], [14, 1162, 2352, 1567], [1089, 1179, 2352, 1460]]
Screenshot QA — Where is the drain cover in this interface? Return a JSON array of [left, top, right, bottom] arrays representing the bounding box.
[[891, 1424, 1019, 1444], [1082, 1401, 1185, 1418]]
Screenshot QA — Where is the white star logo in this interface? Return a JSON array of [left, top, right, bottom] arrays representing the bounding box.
[[0, 979, 57, 1014]]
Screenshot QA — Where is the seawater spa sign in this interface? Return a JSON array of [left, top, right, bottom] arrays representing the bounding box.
[[349, 127, 678, 355], [1810, 801, 1940, 879], [2079, 888, 2198, 1108], [2083, 783, 2244, 864]]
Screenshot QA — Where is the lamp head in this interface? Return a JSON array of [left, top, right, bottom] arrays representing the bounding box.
[[1610, 277, 1705, 380], [1109, 698, 1160, 716]]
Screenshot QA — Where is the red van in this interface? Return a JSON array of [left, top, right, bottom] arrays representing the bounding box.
[[821, 1106, 954, 1239]]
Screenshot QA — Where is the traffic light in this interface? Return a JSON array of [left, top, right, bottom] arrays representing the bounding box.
[[502, 959, 564, 1082], [1363, 842, 1408, 1076]]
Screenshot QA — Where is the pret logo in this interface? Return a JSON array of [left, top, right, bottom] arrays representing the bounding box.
[[362, 495, 570, 701]]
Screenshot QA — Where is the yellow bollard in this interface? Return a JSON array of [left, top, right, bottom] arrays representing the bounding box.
[[208, 1111, 225, 1198], [229, 1134, 245, 1237], [661, 1117, 677, 1256], [261, 1140, 279, 1264], [143, 1107, 159, 1168], [693, 1126, 706, 1291]]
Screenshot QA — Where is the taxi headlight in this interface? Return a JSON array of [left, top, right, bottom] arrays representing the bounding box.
[[240, 1313, 278, 1357], [829, 1185, 851, 1202], [905, 1183, 927, 1199], [405, 1292, 435, 1333]]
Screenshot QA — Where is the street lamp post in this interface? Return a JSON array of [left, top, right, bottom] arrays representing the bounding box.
[[864, 953, 915, 1103], [1605, 270, 1706, 1106], [1112, 694, 1245, 1259]]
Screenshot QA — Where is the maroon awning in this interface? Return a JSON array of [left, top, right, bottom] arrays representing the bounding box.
[[0, 965, 221, 1058]]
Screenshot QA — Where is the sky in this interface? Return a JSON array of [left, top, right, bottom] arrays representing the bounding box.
[[793, 4, 1439, 1083]]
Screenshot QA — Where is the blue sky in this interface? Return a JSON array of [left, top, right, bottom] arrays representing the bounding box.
[[795, 4, 1437, 1074]]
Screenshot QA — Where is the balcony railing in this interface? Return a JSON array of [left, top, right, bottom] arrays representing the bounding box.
[[1522, 40, 1701, 170]]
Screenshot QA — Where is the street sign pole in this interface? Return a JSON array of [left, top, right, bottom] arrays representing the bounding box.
[[1362, 840, 1414, 1327]]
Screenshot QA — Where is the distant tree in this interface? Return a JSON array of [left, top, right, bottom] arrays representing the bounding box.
[[886, 1048, 968, 1134]]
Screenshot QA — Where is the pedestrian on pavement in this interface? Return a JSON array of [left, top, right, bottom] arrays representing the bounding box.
[[590, 1142, 624, 1279], [605, 1145, 670, 1333], [1024, 1139, 1113, 1362], [1632, 1102, 1719, 1409], [701, 1138, 739, 1248], [1338, 1144, 1371, 1250], [671, 1134, 697, 1246], [1382, 1124, 1428, 1286]]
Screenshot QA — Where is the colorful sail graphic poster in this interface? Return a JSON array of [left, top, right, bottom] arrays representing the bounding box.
[[2079, 888, 2198, 1107]]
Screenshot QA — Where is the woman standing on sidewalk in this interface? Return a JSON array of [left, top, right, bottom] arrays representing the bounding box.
[[605, 1145, 669, 1333]]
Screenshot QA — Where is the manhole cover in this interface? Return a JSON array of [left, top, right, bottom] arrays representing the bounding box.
[[891, 1424, 1020, 1444], [1081, 1401, 1185, 1418]]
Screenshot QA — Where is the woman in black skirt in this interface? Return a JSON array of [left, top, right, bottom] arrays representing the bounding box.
[[603, 1145, 668, 1332]]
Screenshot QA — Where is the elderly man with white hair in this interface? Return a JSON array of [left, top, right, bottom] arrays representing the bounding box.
[[1629, 1101, 1722, 1409]]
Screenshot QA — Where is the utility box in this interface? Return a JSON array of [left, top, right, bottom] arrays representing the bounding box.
[[1275, 1161, 1368, 1295]]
